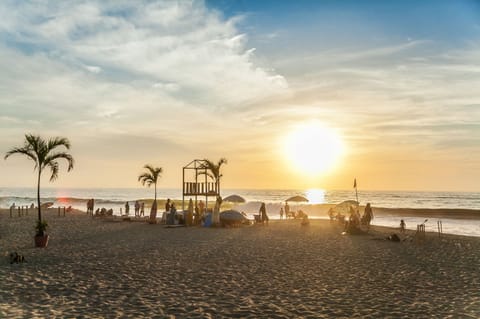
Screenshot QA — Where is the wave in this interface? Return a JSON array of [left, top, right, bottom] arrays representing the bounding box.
[[0, 188, 479, 210]]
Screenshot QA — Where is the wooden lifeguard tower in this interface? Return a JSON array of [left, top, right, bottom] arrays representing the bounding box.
[[182, 159, 220, 211]]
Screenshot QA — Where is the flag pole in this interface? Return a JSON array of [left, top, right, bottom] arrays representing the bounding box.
[[354, 178, 359, 203]]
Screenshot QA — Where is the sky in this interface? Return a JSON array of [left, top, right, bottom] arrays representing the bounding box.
[[0, 0, 479, 192]]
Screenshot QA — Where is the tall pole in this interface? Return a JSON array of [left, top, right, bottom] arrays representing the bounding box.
[[354, 178, 358, 203]]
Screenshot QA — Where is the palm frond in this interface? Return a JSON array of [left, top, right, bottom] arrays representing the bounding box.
[[44, 152, 74, 171], [48, 161, 59, 181], [47, 136, 71, 150], [138, 165, 162, 188], [4, 147, 37, 163]]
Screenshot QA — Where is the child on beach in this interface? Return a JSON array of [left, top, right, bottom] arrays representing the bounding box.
[[280, 207, 284, 220]]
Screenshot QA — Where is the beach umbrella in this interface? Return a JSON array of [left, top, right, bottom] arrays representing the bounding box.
[[285, 195, 309, 203], [284, 195, 309, 218], [223, 194, 246, 203]]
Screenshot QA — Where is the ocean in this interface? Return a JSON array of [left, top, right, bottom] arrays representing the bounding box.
[[1, 187, 479, 237]]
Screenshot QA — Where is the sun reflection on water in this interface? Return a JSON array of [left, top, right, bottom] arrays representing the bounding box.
[[306, 189, 325, 204]]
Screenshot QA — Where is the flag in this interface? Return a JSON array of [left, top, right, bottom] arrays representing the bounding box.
[[353, 178, 357, 188]]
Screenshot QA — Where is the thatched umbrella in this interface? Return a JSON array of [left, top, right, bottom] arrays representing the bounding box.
[[285, 195, 309, 203], [223, 194, 246, 203]]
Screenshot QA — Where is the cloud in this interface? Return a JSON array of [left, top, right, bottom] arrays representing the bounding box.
[[0, 1, 287, 107], [0, 0, 288, 151], [84, 65, 102, 73]]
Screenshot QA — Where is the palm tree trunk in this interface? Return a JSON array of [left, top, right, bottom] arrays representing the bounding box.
[[37, 169, 42, 223], [37, 169, 43, 236], [154, 182, 157, 212], [150, 182, 158, 221]]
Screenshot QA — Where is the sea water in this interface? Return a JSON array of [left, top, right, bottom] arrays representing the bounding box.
[[1, 187, 479, 237]]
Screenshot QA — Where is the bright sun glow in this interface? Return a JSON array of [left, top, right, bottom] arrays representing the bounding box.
[[284, 122, 344, 176], [306, 188, 326, 204]]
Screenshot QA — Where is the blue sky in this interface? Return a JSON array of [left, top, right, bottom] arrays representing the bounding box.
[[0, 0, 479, 191]]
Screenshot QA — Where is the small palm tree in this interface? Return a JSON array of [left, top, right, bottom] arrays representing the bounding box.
[[199, 158, 227, 195], [138, 165, 163, 219], [4, 134, 74, 235], [199, 158, 227, 226]]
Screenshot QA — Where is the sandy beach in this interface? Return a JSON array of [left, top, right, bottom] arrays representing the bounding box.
[[1, 208, 479, 318]]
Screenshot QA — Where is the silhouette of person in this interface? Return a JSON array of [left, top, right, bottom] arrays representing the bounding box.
[[165, 198, 171, 213], [140, 202, 145, 217], [363, 203, 373, 227], [285, 202, 290, 219], [280, 207, 284, 220], [134, 200, 140, 217], [125, 201, 130, 216], [400, 219, 406, 233], [259, 202, 268, 225]]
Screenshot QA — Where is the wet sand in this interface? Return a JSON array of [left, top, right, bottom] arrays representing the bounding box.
[[1, 208, 479, 318]]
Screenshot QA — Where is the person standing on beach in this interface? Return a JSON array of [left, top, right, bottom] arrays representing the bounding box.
[[165, 198, 171, 213], [168, 202, 176, 225], [285, 202, 290, 219], [400, 219, 406, 233], [125, 201, 130, 216], [280, 207, 284, 220], [363, 203, 373, 228], [259, 202, 269, 225], [86, 198, 94, 215], [194, 205, 200, 225], [140, 202, 145, 217], [134, 200, 140, 217]]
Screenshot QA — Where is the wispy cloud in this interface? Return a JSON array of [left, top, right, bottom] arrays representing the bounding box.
[[0, 0, 288, 138]]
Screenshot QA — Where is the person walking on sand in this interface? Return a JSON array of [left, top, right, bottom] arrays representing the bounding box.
[[259, 202, 269, 225]]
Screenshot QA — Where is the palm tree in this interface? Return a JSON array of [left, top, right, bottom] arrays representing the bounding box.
[[138, 165, 163, 219], [199, 158, 227, 195], [199, 158, 227, 225], [4, 134, 74, 235]]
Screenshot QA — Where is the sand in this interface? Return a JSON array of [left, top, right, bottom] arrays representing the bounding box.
[[1, 208, 479, 318]]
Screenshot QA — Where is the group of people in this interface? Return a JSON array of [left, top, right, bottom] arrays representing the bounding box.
[[331, 202, 375, 234], [122, 200, 146, 217], [163, 198, 207, 226], [278, 202, 309, 221]]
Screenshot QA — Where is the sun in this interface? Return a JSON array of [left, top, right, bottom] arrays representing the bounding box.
[[283, 122, 344, 176]]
